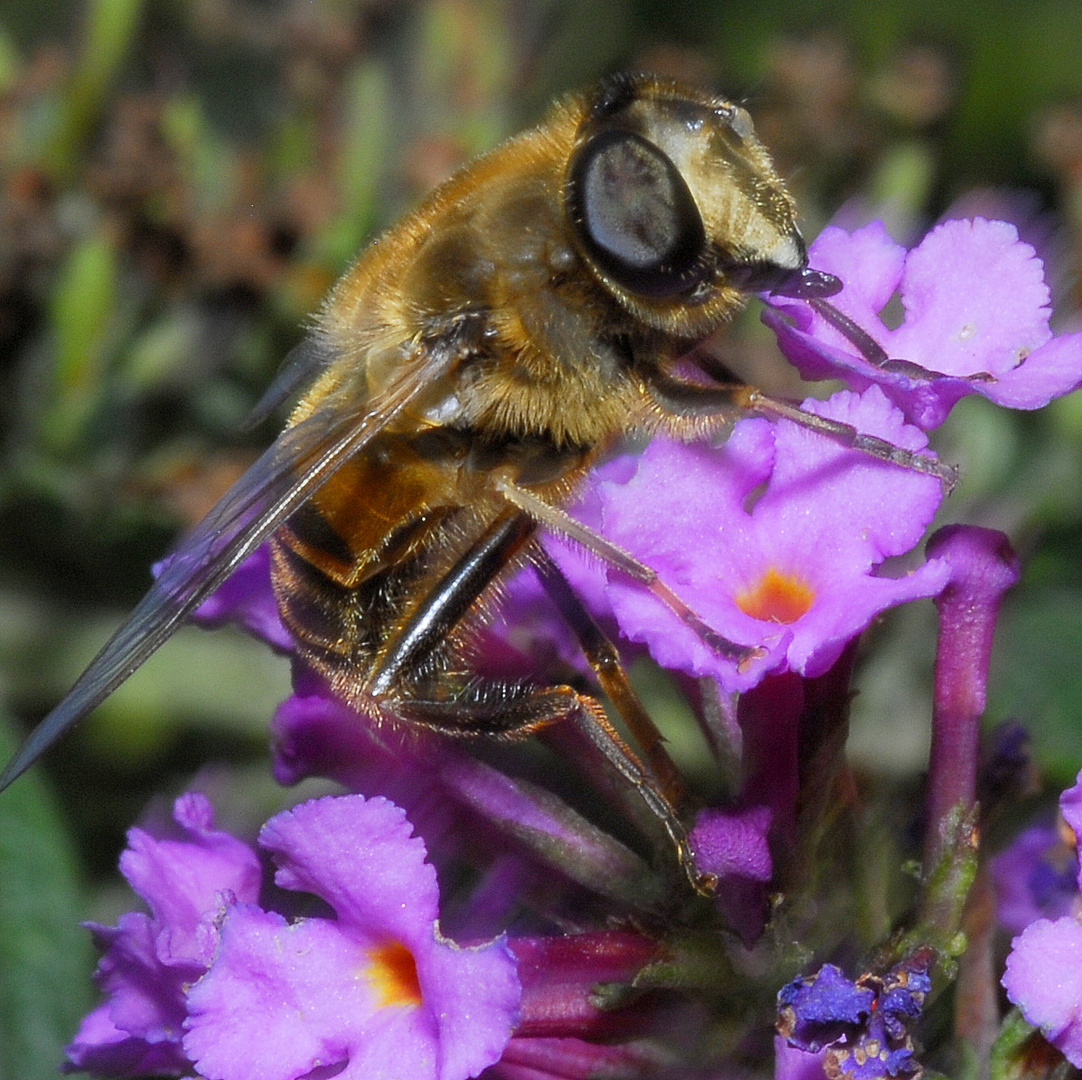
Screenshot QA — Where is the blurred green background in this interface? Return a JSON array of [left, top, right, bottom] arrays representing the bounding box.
[[2, 0, 1082, 1072]]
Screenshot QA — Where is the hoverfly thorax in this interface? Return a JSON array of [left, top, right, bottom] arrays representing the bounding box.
[[565, 74, 807, 338]]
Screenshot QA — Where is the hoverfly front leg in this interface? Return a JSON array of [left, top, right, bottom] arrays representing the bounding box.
[[743, 390, 959, 489], [806, 296, 994, 387], [650, 348, 958, 491]]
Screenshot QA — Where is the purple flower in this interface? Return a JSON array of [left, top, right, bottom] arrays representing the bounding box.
[[66, 792, 262, 1076], [689, 805, 772, 884], [992, 821, 1079, 936], [763, 219, 1082, 429], [922, 526, 1019, 888], [689, 804, 773, 944], [551, 386, 948, 693], [778, 965, 876, 1054], [68, 792, 520, 1080], [187, 543, 294, 653], [1002, 768, 1082, 1066], [778, 951, 933, 1080], [183, 794, 520, 1080], [509, 931, 661, 1039]]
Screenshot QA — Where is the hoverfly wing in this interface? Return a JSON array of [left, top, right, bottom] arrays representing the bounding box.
[[0, 341, 458, 791]]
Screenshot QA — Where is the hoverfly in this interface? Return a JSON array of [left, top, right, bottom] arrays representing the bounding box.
[[2, 73, 921, 886]]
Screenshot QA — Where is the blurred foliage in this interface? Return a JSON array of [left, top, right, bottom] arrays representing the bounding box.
[[0, 715, 90, 1079], [2, 0, 1082, 1064]]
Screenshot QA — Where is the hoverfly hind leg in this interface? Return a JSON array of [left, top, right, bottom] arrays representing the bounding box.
[[363, 508, 709, 894], [390, 681, 709, 896]]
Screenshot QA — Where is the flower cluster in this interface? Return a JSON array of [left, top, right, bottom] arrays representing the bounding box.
[[66, 216, 1082, 1080], [777, 949, 934, 1080]]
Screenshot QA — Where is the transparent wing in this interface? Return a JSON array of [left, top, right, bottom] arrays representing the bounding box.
[[242, 332, 332, 431], [0, 341, 458, 790]]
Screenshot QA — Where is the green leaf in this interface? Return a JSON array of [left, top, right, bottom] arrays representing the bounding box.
[[0, 712, 92, 1079], [42, 227, 120, 451], [46, 0, 145, 180]]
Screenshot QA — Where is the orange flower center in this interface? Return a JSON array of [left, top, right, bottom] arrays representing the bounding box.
[[736, 567, 815, 624], [367, 941, 422, 1008]]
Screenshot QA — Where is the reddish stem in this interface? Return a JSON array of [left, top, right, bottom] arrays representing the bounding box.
[[923, 525, 1019, 874]]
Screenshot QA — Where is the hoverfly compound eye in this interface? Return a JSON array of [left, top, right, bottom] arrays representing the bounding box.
[[569, 127, 707, 299]]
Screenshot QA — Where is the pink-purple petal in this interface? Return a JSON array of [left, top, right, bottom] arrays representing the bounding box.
[[185, 901, 511, 1080], [119, 793, 262, 967], [259, 795, 439, 945], [425, 932, 522, 1080], [88, 912, 196, 1047], [600, 419, 777, 577], [1003, 917, 1082, 1066], [788, 563, 950, 677], [66, 796, 262, 1073], [66, 1002, 189, 1077], [602, 579, 788, 689], [762, 305, 879, 385], [184, 906, 384, 1080], [188, 543, 294, 653], [891, 219, 1052, 375], [806, 221, 906, 319], [982, 331, 1082, 409], [595, 420, 791, 689]]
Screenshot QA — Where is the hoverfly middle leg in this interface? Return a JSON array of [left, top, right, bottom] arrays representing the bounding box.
[[494, 477, 764, 673]]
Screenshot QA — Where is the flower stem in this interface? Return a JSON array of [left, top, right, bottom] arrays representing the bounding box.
[[921, 525, 1019, 929]]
